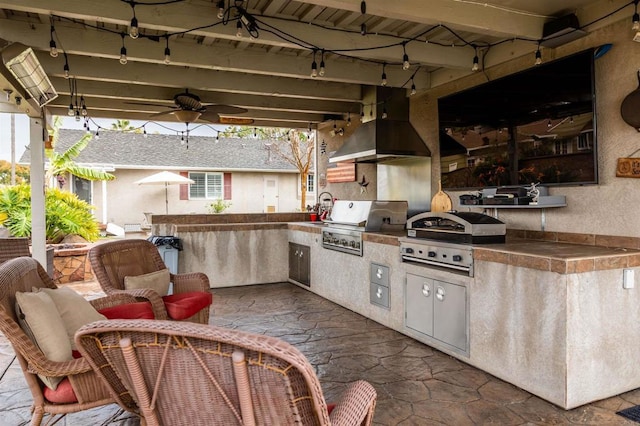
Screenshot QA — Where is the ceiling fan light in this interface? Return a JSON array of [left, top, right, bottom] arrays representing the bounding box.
[[174, 109, 202, 123]]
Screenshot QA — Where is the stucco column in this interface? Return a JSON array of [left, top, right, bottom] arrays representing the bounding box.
[[29, 117, 46, 266]]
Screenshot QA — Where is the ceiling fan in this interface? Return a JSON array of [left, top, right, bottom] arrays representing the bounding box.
[[127, 89, 253, 124]]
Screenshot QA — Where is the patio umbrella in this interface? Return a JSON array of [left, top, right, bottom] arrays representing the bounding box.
[[134, 171, 194, 214]]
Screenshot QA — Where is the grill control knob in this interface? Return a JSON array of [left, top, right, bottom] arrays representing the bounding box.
[[452, 255, 463, 262], [340, 239, 348, 246], [404, 248, 414, 254], [355, 242, 361, 249], [349, 241, 356, 248], [428, 251, 437, 258]]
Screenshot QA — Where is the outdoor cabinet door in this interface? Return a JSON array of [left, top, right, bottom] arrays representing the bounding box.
[[288, 243, 310, 287], [405, 273, 434, 337], [433, 280, 467, 352]]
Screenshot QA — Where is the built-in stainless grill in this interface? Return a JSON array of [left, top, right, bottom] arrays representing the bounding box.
[[322, 200, 408, 256], [400, 211, 506, 276]]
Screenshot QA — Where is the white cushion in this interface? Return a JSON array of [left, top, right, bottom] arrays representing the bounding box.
[[15, 291, 72, 390], [124, 269, 171, 297], [37, 287, 106, 350]]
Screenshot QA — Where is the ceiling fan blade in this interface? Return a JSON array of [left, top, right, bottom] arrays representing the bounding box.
[[203, 104, 248, 115], [218, 116, 255, 125], [148, 110, 174, 118], [125, 101, 177, 108], [197, 111, 220, 123]]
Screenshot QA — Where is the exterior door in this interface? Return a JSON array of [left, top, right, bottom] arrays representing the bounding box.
[[263, 176, 278, 213], [72, 176, 92, 204]]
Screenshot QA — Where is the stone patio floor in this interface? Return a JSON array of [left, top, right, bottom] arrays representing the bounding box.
[[1, 281, 639, 425]]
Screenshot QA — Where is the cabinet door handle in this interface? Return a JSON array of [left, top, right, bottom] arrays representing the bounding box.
[[376, 268, 383, 279], [376, 287, 383, 298], [421, 284, 430, 297], [436, 286, 445, 301], [299, 251, 304, 258]]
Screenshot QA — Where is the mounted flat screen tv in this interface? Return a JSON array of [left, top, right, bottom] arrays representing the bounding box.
[[438, 48, 597, 190]]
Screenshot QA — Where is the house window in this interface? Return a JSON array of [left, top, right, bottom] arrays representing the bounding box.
[[189, 172, 223, 199], [306, 174, 314, 192], [577, 132, 593, 151], [554, 141, 568, 155]]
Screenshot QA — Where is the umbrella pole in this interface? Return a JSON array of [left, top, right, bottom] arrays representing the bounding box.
[[165, 182, 169, 214]]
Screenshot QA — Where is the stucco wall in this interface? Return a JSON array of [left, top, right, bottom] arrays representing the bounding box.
[[86, 169, 301, 226], [319, 17, 640, 238]]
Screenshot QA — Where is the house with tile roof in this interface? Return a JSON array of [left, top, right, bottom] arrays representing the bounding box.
[[20, 129, 315, 227]]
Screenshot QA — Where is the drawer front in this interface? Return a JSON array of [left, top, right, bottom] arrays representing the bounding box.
[[370, 282, 390, 309], [370, 263, 390, 287]]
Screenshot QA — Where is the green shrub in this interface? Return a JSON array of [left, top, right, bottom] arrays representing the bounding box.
[[207, 199, 231, 214], [0, 184, 99, 242]]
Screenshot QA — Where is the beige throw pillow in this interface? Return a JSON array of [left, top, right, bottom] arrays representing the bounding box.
[[124, 269, 171, 296], [15, 291, 73, 390], [37, 287, 106, 350]]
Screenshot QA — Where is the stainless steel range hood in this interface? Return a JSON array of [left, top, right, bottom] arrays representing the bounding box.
[[330, 87, 430, 163]]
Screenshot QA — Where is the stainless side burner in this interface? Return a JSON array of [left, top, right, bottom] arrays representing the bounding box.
[[400, 238, 474, 276], [322, 227, 362, 256]]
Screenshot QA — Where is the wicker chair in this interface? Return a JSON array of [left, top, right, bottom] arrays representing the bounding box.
[[76, 319, 377, 426], [0, 237, 31, 264], [88, 239, 211, 324], [0, 256, 142, 425]]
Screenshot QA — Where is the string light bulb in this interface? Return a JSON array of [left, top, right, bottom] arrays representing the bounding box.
[[360, 106, 365, 122], [410, 78, 417, 96], [164, 37, 171, 64], [95, 129, 100, 139], [63, 61, 70, 79], [360, 0, 367, 35], [143, 126, 148, 138], [402, 43, 410, 70], [310, 50, 318, 78], [129, 16, 139, 39], [119, 35, 128, 65], [75, 109, 81, 122], [472, 47, 479, 71], [319, 50, 325, 77], [534, 45, 542, 66], [216, 0, 225, 19], [381, 63, 387, 86], [80, 96, 87, 116], [49, 26, 58, 57], [381, 103, 388, 119], [633, 0, 640, 31], [347, 112, 351, 126], [236, 20, 243, 38], [67, 102, 74, 116]]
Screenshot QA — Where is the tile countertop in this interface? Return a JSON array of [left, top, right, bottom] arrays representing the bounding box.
[[289, 223, 640, 274]]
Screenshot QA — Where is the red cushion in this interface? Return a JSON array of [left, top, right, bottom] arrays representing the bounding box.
[[43, 377, 77, 404], [162, 291, 212, 321], [327, 403, 336, 415], [98, 301, 155, 320]]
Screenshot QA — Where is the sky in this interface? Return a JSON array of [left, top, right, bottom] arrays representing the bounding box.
[[0, 113, 224, 162]]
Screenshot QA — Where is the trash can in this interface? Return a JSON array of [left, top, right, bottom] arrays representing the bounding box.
[[147, 236, 182, 275]]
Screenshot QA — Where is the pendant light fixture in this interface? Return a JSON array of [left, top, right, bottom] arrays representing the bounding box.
[[472, 46, 479, 71], [633, 0, 640, 31], [402, 42, 410, 70], [163, 36, 171, 64], [360, 1, 367, 36], [216, 0, 225, 19], [49, 25, 58, 58], [534, 43, 542, 66], [119, 34, 128, 65], [310, 49, 318, 78], [319, 50, 326, 77], [128, 4, 139, 39], [410, 77, 417, 96], [63, 54, 70, 79], [381, 63, 387, 86]]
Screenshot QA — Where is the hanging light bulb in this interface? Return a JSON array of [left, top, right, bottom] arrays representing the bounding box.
[[534, 46, 542, 66], [129, 16, 139, 39], [360, 1, 367, 35], [95, 129, 100, 139], [236, 20, 243, 38], [381, 63, 387, 86], [80, 96, 87, 116], [49, 26, 58, 57], [67, 102, 74, 116], [633, 1, 640, 31], [253, 127, 257, 138], [319, 50, 325, 77], [216, 0, 225, 19], [120, 36, 128, 65], [347, 112, 351, 126], [310, 50, 318, 78], [381, 103, 388, 119], [143, 126, 148, 138], [63, 62, 70, 79], [410, 78, 417, 96], [402, 43, 410, 70], [216, 132, 220, 143], [360, 107, 365, 122], [75, 109, 81, 122], [360, 22, 367, 36], [164, 37, 171, 64], [472, 47, 479, 71]]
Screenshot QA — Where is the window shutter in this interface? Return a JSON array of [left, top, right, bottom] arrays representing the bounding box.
[[179, 171, 189, 200], [224, 173, 232, 200]]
